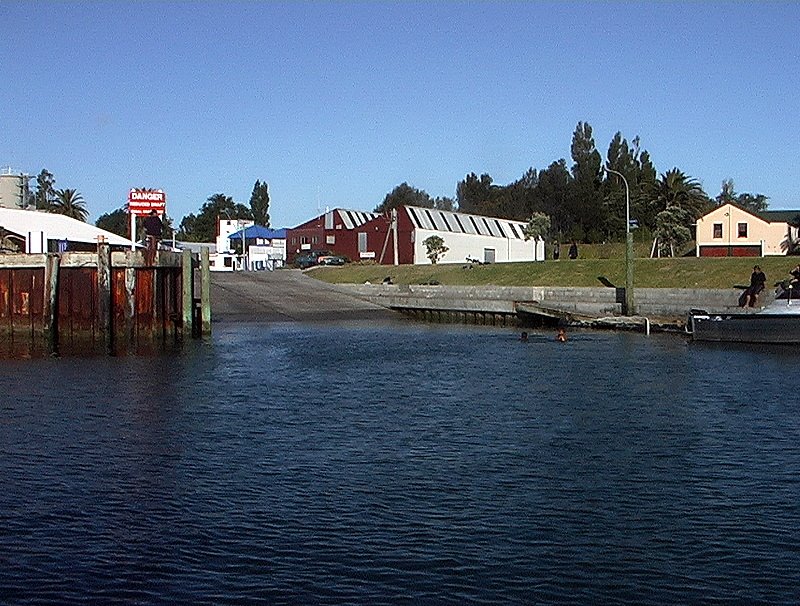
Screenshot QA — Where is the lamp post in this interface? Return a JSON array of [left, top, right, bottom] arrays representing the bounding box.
[[240, 222, 248, 271], [606, 167, 635, 315], [725, 210, 732, 257]]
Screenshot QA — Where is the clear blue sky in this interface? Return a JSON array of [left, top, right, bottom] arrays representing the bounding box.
[[2, 1, 799, 228]]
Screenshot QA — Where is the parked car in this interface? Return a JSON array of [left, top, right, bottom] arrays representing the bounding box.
[[295, 250, 332, 269], [318, 255, 347, 266]]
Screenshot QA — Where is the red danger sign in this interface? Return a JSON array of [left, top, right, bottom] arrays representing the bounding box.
[[128, 189, 166, 216]]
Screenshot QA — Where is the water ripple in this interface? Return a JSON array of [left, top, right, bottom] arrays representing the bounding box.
[[1, 326, 799, 604]]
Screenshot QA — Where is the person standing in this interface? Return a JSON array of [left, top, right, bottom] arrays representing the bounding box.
[[568, 240, 578, 260], [143, 210, 164, 265], [553, 241, 560, 260]]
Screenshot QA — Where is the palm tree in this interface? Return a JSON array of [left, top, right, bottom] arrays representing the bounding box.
[[650, 168, 710, 219], [648, 169, 710, 257], [49, 189, 89, 222]]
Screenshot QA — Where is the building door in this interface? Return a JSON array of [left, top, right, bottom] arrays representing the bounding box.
[[483, 248, 496, 264]]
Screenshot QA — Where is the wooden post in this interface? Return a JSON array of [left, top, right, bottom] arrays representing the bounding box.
[[97, 242, 113, 355], [125, 251, 136, 351], [43, 253, 60, 355], [154, 255, 164, 339], [200, 247, 211, 335], [182, 248, 193, 337]]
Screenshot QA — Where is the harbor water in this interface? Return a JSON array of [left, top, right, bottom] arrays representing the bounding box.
[[2, 321, 799, 604]]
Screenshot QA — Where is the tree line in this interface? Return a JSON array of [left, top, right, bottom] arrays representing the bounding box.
[[376, 121, 771, 254], [171, 180, 270, 242], [25, 120, 770, 253]]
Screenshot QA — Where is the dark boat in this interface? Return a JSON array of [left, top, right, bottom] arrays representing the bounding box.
[[688, 284, 800, 343]]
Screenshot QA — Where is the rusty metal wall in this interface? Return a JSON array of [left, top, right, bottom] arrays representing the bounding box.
[[0, 267, 46, 356], [0, 261, 184, 357]]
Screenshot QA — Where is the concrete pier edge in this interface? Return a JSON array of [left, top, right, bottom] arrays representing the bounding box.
[[332, 283, 758, 332]]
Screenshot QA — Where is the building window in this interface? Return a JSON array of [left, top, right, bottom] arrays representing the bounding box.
[[358, 232, 368, 253], [738, 223, 748, 238], [713, 223, 723, 239], [312, 236, 319, 244], [326, 235, 335, 245], [301, 236, 309, 245]]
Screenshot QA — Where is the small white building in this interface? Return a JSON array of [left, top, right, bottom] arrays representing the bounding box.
[[208, 219, 287, 271], [208, 218, 254, 271], [229, 226, 287, 271]]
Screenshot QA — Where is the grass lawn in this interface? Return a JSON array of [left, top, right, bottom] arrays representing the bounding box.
[[308, 244, 797, 290]]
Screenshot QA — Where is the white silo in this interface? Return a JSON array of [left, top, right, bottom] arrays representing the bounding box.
[[0, 168, 31, 209]]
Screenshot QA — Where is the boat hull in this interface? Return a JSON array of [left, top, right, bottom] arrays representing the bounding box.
[[690, 311, 800, 343]]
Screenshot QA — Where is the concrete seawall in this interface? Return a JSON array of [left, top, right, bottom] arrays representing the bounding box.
[[333, 283, 759, 327], [208, 270, 765, 330]]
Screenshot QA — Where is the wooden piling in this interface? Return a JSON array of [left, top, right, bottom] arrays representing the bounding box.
[[97, 242, 113, 355], [200, 247, 211, 335], [124, 251, 136, 351], [182, 248, 193, 337], [43, 253, 60, 355]]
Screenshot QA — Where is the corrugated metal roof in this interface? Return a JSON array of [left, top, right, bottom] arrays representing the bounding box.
[[338, 209, 379, 230], [0, 207, 136, 246], [404, 206, 529, 239]]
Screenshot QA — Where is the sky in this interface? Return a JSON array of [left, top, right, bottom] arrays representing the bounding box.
[[2, 1, 799, 228]]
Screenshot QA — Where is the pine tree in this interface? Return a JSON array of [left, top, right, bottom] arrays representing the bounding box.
[[249, 180, 271, 227]]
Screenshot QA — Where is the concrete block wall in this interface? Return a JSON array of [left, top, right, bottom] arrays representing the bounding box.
[[336, 283, 756, 321]]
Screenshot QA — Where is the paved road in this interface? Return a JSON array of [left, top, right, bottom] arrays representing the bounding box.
[[209, 269, 399, 322]]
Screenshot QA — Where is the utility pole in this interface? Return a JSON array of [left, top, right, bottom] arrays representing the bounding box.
[[606, 167, 635, 315]]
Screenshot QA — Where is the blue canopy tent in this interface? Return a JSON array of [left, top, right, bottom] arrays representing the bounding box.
[[228, 226, 287, 241], [228, 226, 287, 271]]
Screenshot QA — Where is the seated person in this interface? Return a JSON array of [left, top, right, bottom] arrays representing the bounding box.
[[775, 264, 800, 300], [790, 264, 800, 286], [739, 265, 766, 308]]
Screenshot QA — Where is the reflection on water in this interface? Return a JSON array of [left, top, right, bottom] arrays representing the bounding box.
[[2, 322, 799, 604]]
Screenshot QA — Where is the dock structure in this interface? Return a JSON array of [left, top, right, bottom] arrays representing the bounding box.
[[333, 283, 749, 331], [0, 244, 211, 357]]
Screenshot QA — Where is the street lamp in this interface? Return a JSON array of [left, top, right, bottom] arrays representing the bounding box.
[[240, 222, 248, 271], [606, 167, 635, 315], [724, 210, 732, 257]]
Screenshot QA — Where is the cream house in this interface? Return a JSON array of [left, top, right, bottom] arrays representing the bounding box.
[[695, 203, 800, 257]]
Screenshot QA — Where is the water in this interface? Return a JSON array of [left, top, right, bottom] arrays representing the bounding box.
[[1, 321, 799, 604]]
